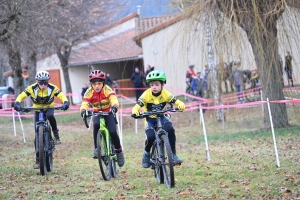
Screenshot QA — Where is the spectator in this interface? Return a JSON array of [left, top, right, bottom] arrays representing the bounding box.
[[191, 71, 204, 98], [112, 78, 119, 94], [284, 51, 294, 87], [227, 61, 244, 104], [104, 73, 113, 87], [130, 66, 145, 103], [81, 83, 89, 99], [185, 64, 197, 100]]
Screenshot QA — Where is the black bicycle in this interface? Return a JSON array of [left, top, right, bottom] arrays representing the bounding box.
[[132, 107, 181, 188], [83, 110, 118, 181], [20, 106, 64, 176]]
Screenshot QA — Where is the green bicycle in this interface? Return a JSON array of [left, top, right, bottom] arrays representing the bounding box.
[[83, 111, 118, 181]]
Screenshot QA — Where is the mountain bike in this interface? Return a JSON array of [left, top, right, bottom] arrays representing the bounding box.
[[20, 106, 64, 176], [131, 107, 181, 188], [83, 110, 118, 181]]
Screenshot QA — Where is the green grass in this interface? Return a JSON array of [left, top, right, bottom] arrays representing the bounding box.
[[0, 106, 300, 199]]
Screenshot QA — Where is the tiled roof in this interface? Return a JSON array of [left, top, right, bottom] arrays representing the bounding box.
[[134, 13, 185, 42], [37, 13, 138, 62], [68, 29, 142, 66], [135, 14, 178, 35]]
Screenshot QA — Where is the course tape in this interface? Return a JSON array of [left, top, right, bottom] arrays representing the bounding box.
[[1, 86, 300, 117]]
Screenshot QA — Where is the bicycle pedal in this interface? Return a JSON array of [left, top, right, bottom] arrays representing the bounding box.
[[174, 163, 182, 167]]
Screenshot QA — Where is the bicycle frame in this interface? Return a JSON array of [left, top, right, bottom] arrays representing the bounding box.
[[99, 117, 115, 161]]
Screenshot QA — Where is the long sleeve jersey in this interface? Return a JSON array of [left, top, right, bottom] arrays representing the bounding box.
[[15, 82, 68, 108]]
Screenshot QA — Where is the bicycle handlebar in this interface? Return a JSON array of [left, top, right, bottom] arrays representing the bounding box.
[[19, 106, 65, 113], [131, 107, 181, 119], [83, 110, 118, 129]]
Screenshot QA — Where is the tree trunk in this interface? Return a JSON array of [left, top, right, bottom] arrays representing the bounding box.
[[56, 46, 73, 104], [7, 47, 23, 95], [245, 18, 288, 128], [27, 51, 37, 85]]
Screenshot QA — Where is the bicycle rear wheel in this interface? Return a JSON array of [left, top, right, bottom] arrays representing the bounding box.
[[151, 142, 164, 184], [46, 131, 53, 172], [97, 131, 112, 181], [38, 126, 46, 176], [110, 144, 117, 178], [160, 135, 175, 188]]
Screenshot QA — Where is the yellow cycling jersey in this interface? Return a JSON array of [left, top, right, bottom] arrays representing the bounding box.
[[80, 85, 118, 112], [133, 88, 183, 118], [15, 82, 68, 108]]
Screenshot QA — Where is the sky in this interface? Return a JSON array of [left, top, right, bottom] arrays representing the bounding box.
[[114, 0, 179, 19]]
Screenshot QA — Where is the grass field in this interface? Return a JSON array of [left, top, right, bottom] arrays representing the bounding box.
[[0, 104, 300, 199]]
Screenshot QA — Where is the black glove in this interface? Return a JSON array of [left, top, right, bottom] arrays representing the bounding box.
[[111, 106, 118, 113], [81, 109, 86, 118], [14, 102, 21, 112], [62, 101, 69, 111]]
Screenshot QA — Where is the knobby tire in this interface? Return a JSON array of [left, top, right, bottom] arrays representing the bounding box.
[[151, 142, 164, 184], [38, 126, 46, 176], [161, 135, 175, 188], [46, 130, 53, 172], [97, 131, 112, 181]]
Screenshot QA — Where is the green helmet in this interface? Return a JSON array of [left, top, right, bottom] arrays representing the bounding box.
[[146, 70, 166, 83]]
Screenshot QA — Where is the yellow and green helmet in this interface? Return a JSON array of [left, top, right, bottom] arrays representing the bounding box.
[[146, 70, 166, 83]]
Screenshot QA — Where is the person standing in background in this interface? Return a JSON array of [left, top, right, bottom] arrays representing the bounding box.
[[131, 66, 145, 103], [285, 51, 294, 87], [81, 83, 89, 99]]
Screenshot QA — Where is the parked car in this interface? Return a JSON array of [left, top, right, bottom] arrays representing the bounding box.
[[0, 86, 15, 109]]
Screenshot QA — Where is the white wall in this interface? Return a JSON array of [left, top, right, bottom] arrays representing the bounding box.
[[141, 11, 300, 96]]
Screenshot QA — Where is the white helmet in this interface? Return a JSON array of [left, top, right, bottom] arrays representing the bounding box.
[[35, 70, 50, 81]]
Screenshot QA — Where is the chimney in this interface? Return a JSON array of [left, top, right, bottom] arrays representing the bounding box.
[[137, 5, 141, 17]]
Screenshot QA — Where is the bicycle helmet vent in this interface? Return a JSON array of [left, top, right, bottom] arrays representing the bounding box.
[[146, 70, 166, 83], [35, 70, 50, 81], [88, 70, 106, 82]]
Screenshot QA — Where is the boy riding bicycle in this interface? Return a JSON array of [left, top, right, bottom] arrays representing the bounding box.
[[80, 70, 125, 167], [131, 70, 185, 168], [14, 70, 69, 169]]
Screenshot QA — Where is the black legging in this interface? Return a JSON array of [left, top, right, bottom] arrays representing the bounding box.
[[92, 113, 121, 150], [144, 118, 176, 153], [34, 109, 58, 158]]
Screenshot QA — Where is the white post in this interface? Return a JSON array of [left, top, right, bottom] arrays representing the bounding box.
[[266, 98, 280, 167], [17, 112, 26, 143], [120, 99, 123, 139], [13, 111, 17, 136], [199, 105, 210, 161], [116, 114, 123, 150], [261, 90, 264, 113]]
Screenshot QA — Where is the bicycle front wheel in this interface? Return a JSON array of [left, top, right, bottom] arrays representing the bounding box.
[[97, 131, 112, 181], [46, 131, 53, 172], [151, 142, 164, 184], [161, 135, 175, 188], [38, 126, 46, 176]]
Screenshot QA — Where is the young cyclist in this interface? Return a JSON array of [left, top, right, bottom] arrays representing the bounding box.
[[131, 70, 186, 168], [14, 70, 69, 169], [80, 70, 125, 167]]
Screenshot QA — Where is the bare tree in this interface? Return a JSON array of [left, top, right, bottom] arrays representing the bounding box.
[[174, 0, 300, 128]]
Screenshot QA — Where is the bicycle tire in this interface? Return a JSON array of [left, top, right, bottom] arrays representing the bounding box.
[[97, 131, 112, 181], [46, 130, 53, 172], [151, 142, 164, 184], [38, 126, 46, 176], [161, 135, 175, 188], [110, 144, 117, 178]]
